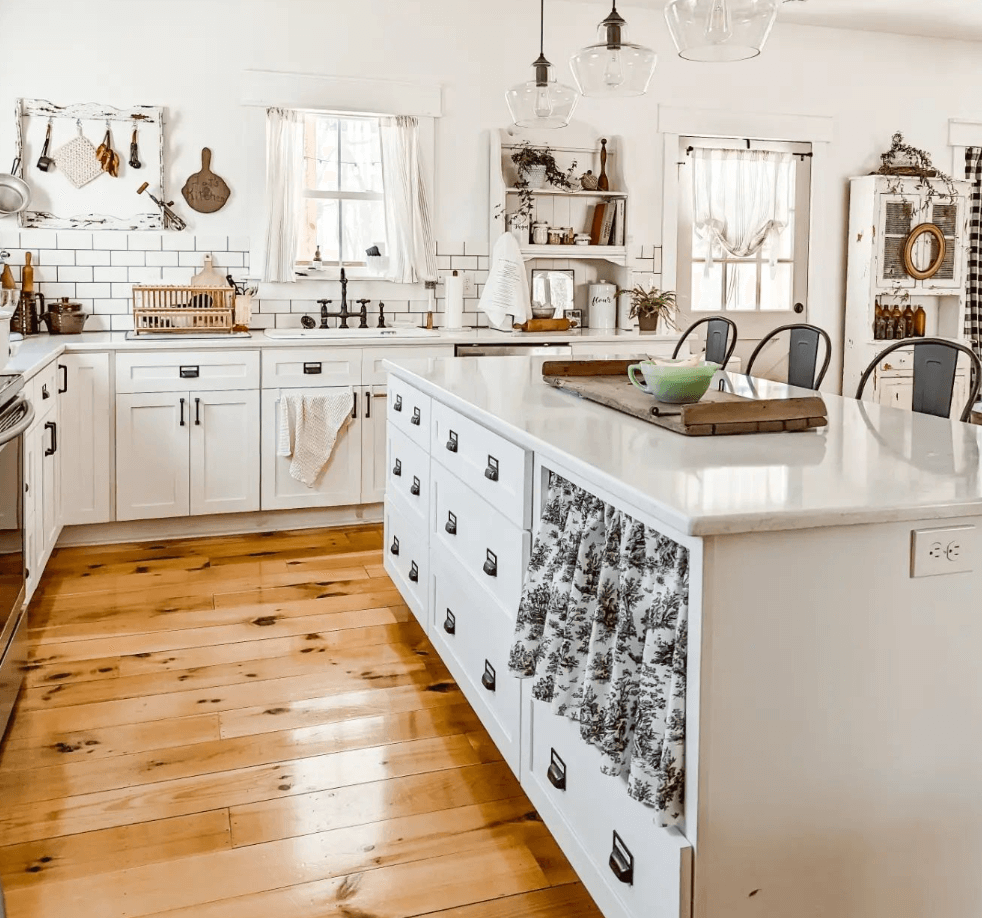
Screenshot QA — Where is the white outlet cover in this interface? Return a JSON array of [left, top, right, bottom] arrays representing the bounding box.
[[461, 273, 476, 297], [910, 525, 976, 578]]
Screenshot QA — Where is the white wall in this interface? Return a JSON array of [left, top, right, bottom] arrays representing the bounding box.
[[2, 0, 982, 381]]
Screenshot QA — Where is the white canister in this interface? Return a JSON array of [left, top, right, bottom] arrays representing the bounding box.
[[588, 282, 617, 331], [531, 222, 549, 246], [617, 290, 638, 331]]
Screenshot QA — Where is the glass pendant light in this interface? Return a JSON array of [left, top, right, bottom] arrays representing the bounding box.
[[569, 2, 657, 97], [665, 0, 779, 62], [505, 0, 579, 130]]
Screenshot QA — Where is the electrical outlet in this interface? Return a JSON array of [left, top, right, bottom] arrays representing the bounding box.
[[461, 273, 476, 297], [910, 525, 976, 577]]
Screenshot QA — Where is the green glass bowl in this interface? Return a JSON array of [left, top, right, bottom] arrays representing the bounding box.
[[627, 361, 721, 404]]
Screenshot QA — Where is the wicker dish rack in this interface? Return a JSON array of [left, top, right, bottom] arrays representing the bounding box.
[[132, 285, 236, 335]]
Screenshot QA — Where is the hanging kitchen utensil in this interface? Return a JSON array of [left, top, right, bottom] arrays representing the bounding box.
[[0, 253, 14, 291], [136, 183, 187, 231], [96, 123, 119, 177], [181, 148, 230, 214], [53, 121, 103, 189], [597, 138, 610, 191], [0, 160, 31, 215], [129, 128, 141, 169], [36, 119, 55, 172]]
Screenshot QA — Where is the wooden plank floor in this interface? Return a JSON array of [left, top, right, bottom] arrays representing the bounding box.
[[0, 525, 603, 918]]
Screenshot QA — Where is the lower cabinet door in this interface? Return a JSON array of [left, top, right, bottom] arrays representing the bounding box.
[[39, 418, 62, 560], [525, 697, 693, 918], [116, 392, 191, 521], [360, 386, 388, 505], [190, 390, 260, 517], [430, 543, 522, 774], [23, 420, 42, 598], [260, 388, 361, 511], [383, 496, 429, 627]]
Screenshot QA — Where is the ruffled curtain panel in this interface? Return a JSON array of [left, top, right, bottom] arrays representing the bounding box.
[[379, 115, 438, 284], [262, 107, 304, 284], [693, 147, 793, 273], [509, 473, 689, 828]]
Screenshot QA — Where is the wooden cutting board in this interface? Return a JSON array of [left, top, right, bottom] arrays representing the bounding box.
[[542, 360, 828, 437], [181, 148, 231, 214]]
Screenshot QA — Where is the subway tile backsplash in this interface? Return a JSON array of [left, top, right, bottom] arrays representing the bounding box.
[[0, 229, 662, 331]]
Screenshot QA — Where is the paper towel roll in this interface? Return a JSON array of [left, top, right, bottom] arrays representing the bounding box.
[[444, 270, 465, 330]]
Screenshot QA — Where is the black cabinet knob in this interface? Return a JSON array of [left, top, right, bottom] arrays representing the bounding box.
[[484, 456, 499, 482], [392, 459, 402, 477], [446, 431, 458, 453], [411, 407, 421, 426], [609, 832, 634, 886], [390, 537, 399, 556], [394, 395, 403, 412], [445, 512, 457, 536], [547, 749, 567, 791], [483, 549, 498, 578], [444, 609, 456, 635], [481, 660, 496, 692], [410, 476, 421, 497], [408, 562, 419, 583]]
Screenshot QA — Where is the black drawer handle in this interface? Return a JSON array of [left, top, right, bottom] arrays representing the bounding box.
[[485, 455, 499, 482], [444, 609, 456, 635], [446, 430, 458, 453], [44, 421, 57, 457], [392, 459, 402, 477], [409, 561, 419, 583], [547, 748, 567, 791], [411, 407, 421, 426], [481, 660, 496, 692], [390, 536, 399, 557], [41, 383, 50, 400], [410, 476, 421, 497], [180, 366, 200, 379], [609, 832, 634, 886], [394, 395, 403, 412], [483, 549, 498, 578], [195, 397, 201, 426], [445, 511, 457, 536], [58, 364, 68, 393], [179, 397, 186, 427], [303, 362, 322, 375]]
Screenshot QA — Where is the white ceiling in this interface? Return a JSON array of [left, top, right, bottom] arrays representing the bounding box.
[[626, 0, 982, 43]]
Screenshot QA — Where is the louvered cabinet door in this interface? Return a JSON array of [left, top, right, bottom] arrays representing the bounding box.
[[922, 196, 967, 291], [876, 193, 918, 289]]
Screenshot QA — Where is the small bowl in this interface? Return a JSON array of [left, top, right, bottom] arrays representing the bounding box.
[[627, 360, 721, 404], [531, 303, 555, 319]]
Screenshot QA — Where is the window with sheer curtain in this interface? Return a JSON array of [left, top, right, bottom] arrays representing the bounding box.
[[677, 137, 811, 319], [298, 114, 387, 266]]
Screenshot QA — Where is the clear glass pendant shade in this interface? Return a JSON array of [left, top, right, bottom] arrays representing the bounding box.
[[506, 56, 579, 129], [665, 0, 778, 62], [570, 4, 657, 97]]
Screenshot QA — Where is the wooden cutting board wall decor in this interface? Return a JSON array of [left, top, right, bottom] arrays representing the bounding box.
[[181, 148, 230, 213]]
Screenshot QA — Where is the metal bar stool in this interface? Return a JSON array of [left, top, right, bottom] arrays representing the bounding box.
[[855, 338, 982, 423], [745, 323, 832, 390], [672, 316, 738, 368]]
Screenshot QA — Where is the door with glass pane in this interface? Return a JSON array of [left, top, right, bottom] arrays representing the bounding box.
[[676, 137, 812, 340]]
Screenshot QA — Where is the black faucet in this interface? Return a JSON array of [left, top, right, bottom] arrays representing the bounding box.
[[316, 268, 356, 328], [356, 299, 371, 329], [378, 302, 386, 328]]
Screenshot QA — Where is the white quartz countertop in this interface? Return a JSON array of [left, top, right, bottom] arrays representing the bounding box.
[[383, 355, 982, 537], [3, 328, 666, 380]]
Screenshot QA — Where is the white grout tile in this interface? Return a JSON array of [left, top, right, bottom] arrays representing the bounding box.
[[161, 233, 196, 251], [217, 252, 244, 269], [274, 313, 304, 328], [145, 251, 179, 267], [290, 300, 319, 314], [161, 266, 192, 283], [195, 235, 229, 252], [451, 255, 479, 270], [128, 234, 163, 251], [128, 266, 164, 283], [84, 315, 111, 332], [0, 230, 19, 249], [58, 266, 93, 283], [74, 282, 112, 299], [21, 229, 58, 249], [247, 313, 274, 329], [111, 282, 136, 299], [464, 240, 490, 257], [93, 266, 129, 283], [57, 231, 93, 250], [110, 315, 135, 331], [256, 299, 292, 313], [92, 234, 129, 250], [228, 235, 251, 252], [39, 249, 76, 266], [437, 255, 452, 270], [37, 282, 75, 298], [641, 244, 654, 260], [477, 256, 489, 270], [75, 250, 112, 266], [93, 298, 131, 315], [178, 251, 208, 268], [110, 251, 145, 267]]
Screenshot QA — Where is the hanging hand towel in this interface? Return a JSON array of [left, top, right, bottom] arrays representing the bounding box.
[[277, 390, 354, 487], [478, 232, 532, 330]]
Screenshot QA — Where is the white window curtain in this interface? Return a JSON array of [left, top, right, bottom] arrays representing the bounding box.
[[262, 107, 304, 284], [379, 115, 438, 284], [693, 147, 793, 271]]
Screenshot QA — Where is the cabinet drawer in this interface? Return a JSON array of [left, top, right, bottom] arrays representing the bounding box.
[[116, 351, 260, 393], [388, 376, 431, 451], [363, 345, 454, 385], [383, 497, 428, 626], [262, 348, 361, 388], [527, 698, 692, 918], [31, 360, 60, 419], [431, 400, 532, 530], [387, 425, 429, 528], [432, 458, 529, 617], [431, 543, 521, 773]]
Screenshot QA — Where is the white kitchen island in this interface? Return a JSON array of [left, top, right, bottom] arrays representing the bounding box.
[[382, 354, 982, 918]]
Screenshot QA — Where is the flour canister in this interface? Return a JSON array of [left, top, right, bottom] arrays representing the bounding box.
[[617, 290, 638, 331], [588, 282, 617, 331]]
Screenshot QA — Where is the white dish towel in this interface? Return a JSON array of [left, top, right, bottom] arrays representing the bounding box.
[[277, 390, 354, 487], [478, 231, 532, 330]]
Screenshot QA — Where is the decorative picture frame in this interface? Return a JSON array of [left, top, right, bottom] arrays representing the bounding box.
[[902, 222, 947, 280], [531, 268, 575, 318], [15, 98, 166, 230]]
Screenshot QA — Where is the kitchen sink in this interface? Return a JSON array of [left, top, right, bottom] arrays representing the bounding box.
[[264, 327, 439, 340]]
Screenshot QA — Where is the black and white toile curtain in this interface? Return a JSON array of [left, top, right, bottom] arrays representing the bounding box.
[[508, 473, 689, 828], [965, 148, 982, 358]]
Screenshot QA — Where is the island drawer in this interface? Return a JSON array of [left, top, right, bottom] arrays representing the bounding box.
[[116, 351, 260, 393], [383, 497, 429, 627], [388, 377, 431, 451], [430, 400, 532, 530], [526, 698, 692, 918], [430, 542, 522, 773], [432, 458, 530, 618], [32, 359, 60, 421], [262, 349, 361, 388], [386, 426, 430, 529]]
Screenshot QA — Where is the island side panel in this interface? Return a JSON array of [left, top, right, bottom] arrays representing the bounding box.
[[694, 516, 982, 918]]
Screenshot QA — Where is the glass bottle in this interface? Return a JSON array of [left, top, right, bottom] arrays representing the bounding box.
[[873, 302, 882, 339], [916, 306, 927, 337], [892, 305, 904, 339], [884, 306, 895, 340], [902, 304, 915, 339]]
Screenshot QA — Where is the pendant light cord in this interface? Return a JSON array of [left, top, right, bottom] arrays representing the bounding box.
[[540, 0, 545, 55]]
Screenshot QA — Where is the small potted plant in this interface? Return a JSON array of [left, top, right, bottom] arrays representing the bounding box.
[[510, 142, 577, 219], [628, 285, 678, 333]]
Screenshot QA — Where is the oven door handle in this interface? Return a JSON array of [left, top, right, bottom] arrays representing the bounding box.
[[0, 398, 35, 446]]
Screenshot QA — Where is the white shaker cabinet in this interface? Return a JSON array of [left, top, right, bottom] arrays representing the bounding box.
[[190, 390, 260, 516], [58, 353, 112, 526], [116, 393, 191, 521], [360, 385, 388, 504]]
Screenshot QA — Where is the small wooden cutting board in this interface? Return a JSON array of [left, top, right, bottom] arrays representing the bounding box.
[[181, 148, 230, 214]]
